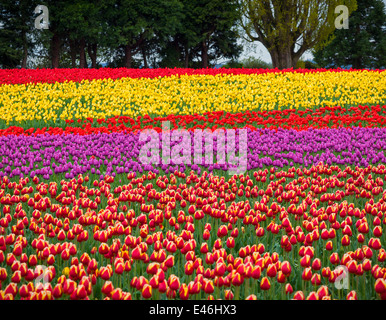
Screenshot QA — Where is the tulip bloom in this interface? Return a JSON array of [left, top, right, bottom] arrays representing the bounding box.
[[225, 289, 234, 300], [260, 277, 270, 290], [346, 291, 358, 300], [142, 284, 152, 299], [375, 278, 386, 294], [293, 291, 305, 300], [302, 267, 312, 281], [266, 264, 277, 278], [179, 283, 189, 300], [285, 283, 293, 295]]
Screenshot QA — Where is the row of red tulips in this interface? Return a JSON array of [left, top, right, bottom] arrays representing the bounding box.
[[0, 162, 385, 300], [1, 105, 385, 137], [0, 68, 378, 85]]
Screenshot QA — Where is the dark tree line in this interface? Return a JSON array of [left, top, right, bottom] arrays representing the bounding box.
[[0, 0, 242, 68], [1, 0, 384, 69]]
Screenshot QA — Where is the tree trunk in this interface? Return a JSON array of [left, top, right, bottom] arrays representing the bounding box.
[[79, 38, 87, 68], [184, 45, 189, 68], [69, 39, 77, 68], [51, 33, 60, 68], [142, 47, 148, 68], [269, 47, 294, 69], [88, 43, 98, 68], [21, 32, 28, 68], [124, 45, 132, 68], [353, 24, 361, 68], [201, 40, 208, 68]]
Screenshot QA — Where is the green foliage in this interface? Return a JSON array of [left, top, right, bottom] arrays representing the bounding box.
[[313, 0, 386, 69], [241, 56, 272, 69], [304, 60, 319, 69], [222, 59, 244, 68], [296, 59, 306, 69], [0, 0, 38, 68], [157, 0, 242, 68]]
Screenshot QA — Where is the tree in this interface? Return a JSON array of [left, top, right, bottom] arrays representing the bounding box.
[[199, 0, 242, 68], [313, 0, 386, 69], [0, 0, 37, 68], [105, 0, 183, 68], [158, 0, 242, 68], [239, 0, 357, 69]]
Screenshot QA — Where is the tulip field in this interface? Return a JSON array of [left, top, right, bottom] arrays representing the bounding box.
[[1, 67, 386, 300]]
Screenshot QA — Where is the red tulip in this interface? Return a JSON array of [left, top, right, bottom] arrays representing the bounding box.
[[224, 289, 234, 300], [347, 260, 358, 274], [373, 226, 382, 237], [260, 277, 270, 290], [231, 273, 244, 286], [306, 291, 319, 300], [99, 267, 111, 281], [226, 237, 235, 249], [203, 280, 214, 294], [52, 284, 63, 298], [146, 262, 160, 275], [357, 233, 365, 243], [346, 290, 357, 300], [375, 278, 386, 294], [11, 270, 22, 283], [266, 264, 277, 278], [111, 288, 123, 300], [311, 258, 321, 271], [168, 275, 180, 291], [101, 281, 114, 297], [311, 273, 321, 286], [370, 238, 382, 250], [164, 255, 174, 268], [378, 250, 386, 262], [285, 283, 293, 295], [341, 235, 350, 246], [293, 291, 305, 300], [329, 252, 340, 265], [281, 261, 291, 276], [276, 271, 286, 283], [251, 265, 261, 279], [301, 267, 312, 281], [179, 283, 189, 300], [142, 284, 152, 299], [300, 255, 311, 268], [18, 284, 30, 298], [316, 286, 329, 299]]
